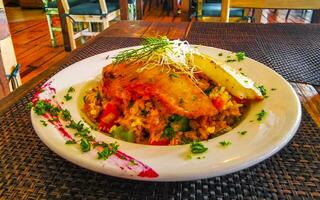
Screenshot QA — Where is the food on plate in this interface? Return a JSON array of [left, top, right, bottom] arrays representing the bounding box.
[[82, 37, 264, 145]]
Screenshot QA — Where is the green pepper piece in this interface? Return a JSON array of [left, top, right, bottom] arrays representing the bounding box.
[[111, 126, 135, 142]]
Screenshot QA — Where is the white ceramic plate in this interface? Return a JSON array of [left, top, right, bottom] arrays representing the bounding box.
[[31, 45, 301, 181]]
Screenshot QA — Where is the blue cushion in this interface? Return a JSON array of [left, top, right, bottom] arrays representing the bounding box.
[[46, 0, 86, 8], [69, 1, 119, 15], [202, 3, 243, 17]]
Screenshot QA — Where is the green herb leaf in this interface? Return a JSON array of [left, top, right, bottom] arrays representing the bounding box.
[[169, 73, 179, 78], [257, 109, 267, 121], [204, 85, 214, 96], [257, 85, 267, 98], [238, 131, 247, 135], [219, 140, 232, 147], [140, 109, 149, 117], [97, 142, 119, 160], [34, 100, 52, 115], [226, 59, 236, 63], [80, 138, 91, 152], [162, 125, 175, 140], [67, 87, 75, 93], [64, 93, 72, 101], [40, 120, 47, 126], [49, 106, 61, 116], [218, 53, 223, 56], [236, 52, 245, 61], [65, 140, 76, 144], [190, 141, 208, 154], [61, 109, 71, 121]]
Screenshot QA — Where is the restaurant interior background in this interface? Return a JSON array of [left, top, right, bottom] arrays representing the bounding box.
[[0, 0, 317, 98]]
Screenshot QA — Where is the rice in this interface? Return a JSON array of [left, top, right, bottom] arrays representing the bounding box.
[[82, 70, 246, 145]]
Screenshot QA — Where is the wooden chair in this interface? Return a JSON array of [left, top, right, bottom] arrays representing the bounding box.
[[42, 0, 62, 47], [221, 0, 320, 23], [61, 0, 121, 50]]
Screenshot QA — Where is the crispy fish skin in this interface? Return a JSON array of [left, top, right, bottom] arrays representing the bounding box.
[[103, 62, 217, 118]]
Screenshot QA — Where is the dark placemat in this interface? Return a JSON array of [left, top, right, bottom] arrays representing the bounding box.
[[0, 37, 319, 199], [186, 23, 320, 86]]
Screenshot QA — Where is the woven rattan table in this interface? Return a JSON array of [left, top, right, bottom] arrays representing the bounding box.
[[0, 21, 319, 199]]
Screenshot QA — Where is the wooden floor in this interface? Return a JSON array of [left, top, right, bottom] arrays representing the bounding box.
[[6, 5, 312, 84], [9, 19, 68, 83]]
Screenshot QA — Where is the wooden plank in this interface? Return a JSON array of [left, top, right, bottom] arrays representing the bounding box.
[[291, 82, 320, 127], [21, 50, 68, 83], [100, 21, 151, 38], [143, 22, 172, 37], [119, 0, 128, 20], [0, 9, 10, 40], [166, 22, 190, 39], [0, 48, 10, 100]]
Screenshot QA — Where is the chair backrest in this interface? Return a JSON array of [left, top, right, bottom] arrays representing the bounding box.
[[61, 0, 109, 14], [221, 0, 320, 22]]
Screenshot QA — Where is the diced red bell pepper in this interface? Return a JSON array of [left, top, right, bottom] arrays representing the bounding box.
[[149, 138, 170, 145], [212, 97, 224, 111], [98, 102, 120, 132]]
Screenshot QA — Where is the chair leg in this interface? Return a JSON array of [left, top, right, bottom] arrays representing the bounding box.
[[286, 9, 291, 20], [66, 17, 76, 50], [102, 20, 109, 30], [45, 14, 57, 48]]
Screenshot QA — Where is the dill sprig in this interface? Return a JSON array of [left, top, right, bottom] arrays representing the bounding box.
[[112, 37, 171, 64], [112, 36, 200, 82]]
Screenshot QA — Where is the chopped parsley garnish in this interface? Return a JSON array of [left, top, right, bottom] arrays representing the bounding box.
[[80, 138, 91, 152], [238, 131, 247, 135], [169, 73, 179, 78], [97, 142, 119, 160], [271, 88, 277, 91], [96, 92, 101, 100], [257, 85, 267, 98], [226, 59, 236, 63], [140, 109, 149, 117], [64, 93, 72, 101], [48, 118, 58, 123], [236, 52, 245, 61], [218, 53, 223, 56], [67, 87, 75, 93], [162, 125, 175, 140], [190, 141, 208, 154], [257, 109, 267, 121], [128, 100, 134, 108], [40, 120, 47, 126], [163, 114, 190, 140], [65, 140, 77, 144], [61, 109, 71, 121], [129, 160, 138, 166], [34, 100, 52, 115], [219, 140, 232, 147], [204, 85, 214, 96], [49, 107, 61, 116]]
